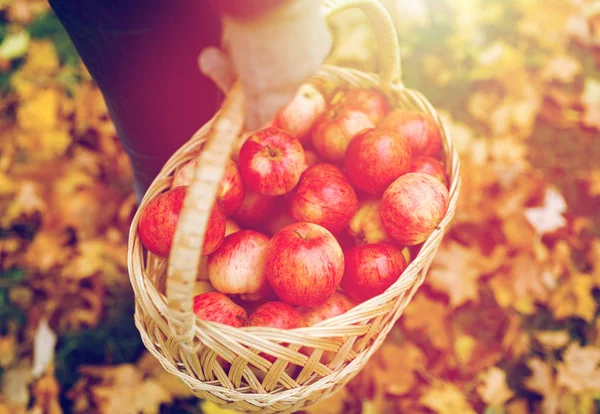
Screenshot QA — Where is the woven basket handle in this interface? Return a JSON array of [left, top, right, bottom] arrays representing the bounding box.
[[323, 0, 402, 85], [165, 0, 402, 344]]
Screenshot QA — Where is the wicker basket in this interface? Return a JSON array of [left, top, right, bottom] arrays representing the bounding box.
[[127, 0, 461, 412]]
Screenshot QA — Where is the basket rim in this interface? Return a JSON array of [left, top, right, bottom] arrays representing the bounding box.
[[127, 64, 461, 336]]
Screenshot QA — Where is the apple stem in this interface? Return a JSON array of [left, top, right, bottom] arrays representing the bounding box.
[[294, 229, 305, 240]]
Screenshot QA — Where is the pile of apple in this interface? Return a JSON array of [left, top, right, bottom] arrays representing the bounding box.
[[138, 84, 449, 337]]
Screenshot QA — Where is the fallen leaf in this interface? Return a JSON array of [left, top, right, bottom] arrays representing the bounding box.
[[541, 55, 582, 83], [477, 367, 514, 407], [82, 364, 172, 414], [420, 382, 476, 414], [23, 231, 71, 273], [428, 242, 505, 307], [0, 30, 29, 61], [0, 333, 16, 367], [200, 401, 240, 414], [534, 330, 571, 350], [549, 272, 596, 323], [524, 187, 567, 236], [556, 342, 600, 393], [1, 362, 33, 408], [402, 292, 452, 350], [454, 335, 476, 366], [30, 373, 62, 414], [32, 318, 57, 378], [304, 387, 351, 414], [1, 180, 46, 227], [581, 77, 600, 130], [374, 341, 426, 396], [524, 358, 559, 414]]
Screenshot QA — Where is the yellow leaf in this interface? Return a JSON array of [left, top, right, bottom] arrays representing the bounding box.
[[23, 231, 71, 273], [420, 382, 476, 414], [0, 333, 16, 367], [477, 367, 514, 407], [0, 30, 29, 60], [403, 293, 452, 350], [506, 399, 530, 414], [525, 358, 559, 414], [550, 273, 596, 323], [454, 335, 476, 366], [305, 387, 350, 414], [427, 242, 505, 308], [21, 39, 59, 75], [534, 330, 571, 350], [83, 364, 172, 414], [556, 342, 600, 393], [541, 55, 582, 83], [1, 181, 46, 227], [581, 77, 600, 131], [200, 401, 240, 414], [0, 172, 16, 195], [16, 89, 59, 131], [372, 341, 426, 396], [61, 239, 121, 280]]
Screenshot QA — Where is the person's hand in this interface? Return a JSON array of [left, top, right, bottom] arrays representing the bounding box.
[[199, 0, 332, 131]]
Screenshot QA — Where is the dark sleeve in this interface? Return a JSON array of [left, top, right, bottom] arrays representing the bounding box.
[[209, 0, 290, 19], [48, 0, 223, 199]]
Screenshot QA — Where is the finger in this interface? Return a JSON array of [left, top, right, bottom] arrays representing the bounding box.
[[198, 47, 236, 94]]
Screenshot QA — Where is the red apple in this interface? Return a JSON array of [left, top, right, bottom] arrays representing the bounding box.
[[202, 203, 227, 255], [232, 190, 276, 229], [312, 106, 374, 162], [138, 186, 225, 257], [139, 187, 186, 257], [217, 159, 246, 216], [273, 84, 326, 143], [247, 301, 304, 329], [348, 200, 390, 245], [265, 222, 344, 307], [341, 243, 407, 302], [208, 230, 271, 301], [301, 291, 357, 326], [239, 127, 305, 196], [344, 128, 412, 194], [265, 208, 295, 237], [299, 291, 357, 364], [379, 110, 442, 157], [331, 88, 390, 123], [193, 292, 247, 327], [381, 173, 449, 245], [173, 158, 246, 216], [302, 149, 320, 172], [247, 301, 305, 363], [411, 156, 448, 188], [290, 164, 358, 234]]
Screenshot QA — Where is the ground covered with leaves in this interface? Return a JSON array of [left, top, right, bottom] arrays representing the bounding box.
[[0, 0, 600, 413]]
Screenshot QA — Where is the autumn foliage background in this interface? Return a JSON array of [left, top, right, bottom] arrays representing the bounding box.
[[1, 0, 600, 413]]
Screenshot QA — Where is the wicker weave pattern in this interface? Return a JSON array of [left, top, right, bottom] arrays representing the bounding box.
[[127, 1, 461, 412]]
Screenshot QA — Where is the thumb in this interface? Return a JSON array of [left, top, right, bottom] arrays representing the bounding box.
[[198, 46, 236, 94]]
